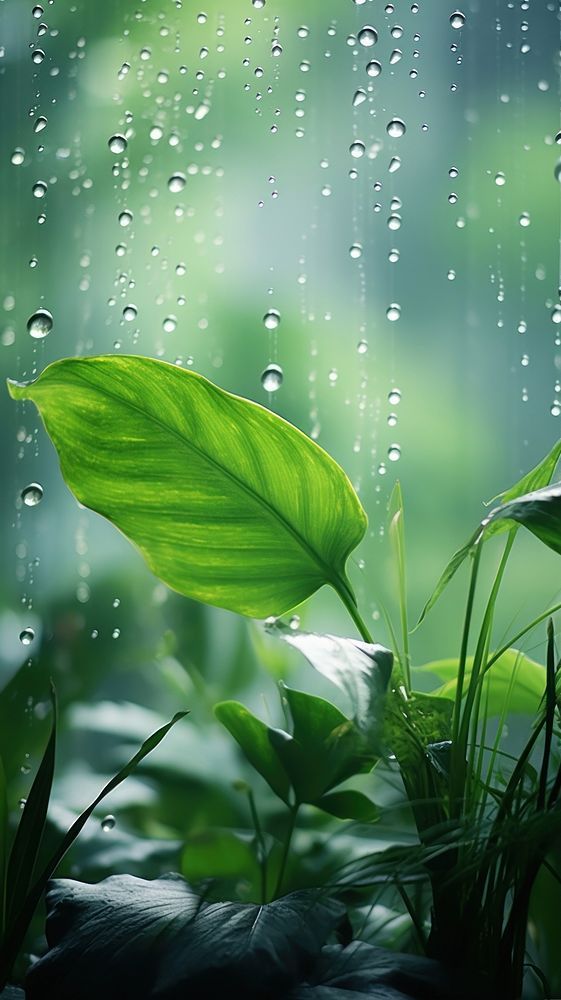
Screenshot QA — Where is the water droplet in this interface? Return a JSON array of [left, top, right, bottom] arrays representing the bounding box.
[[21, 483, 43, 507], [366, 60, 381, 77], [349, 140, 366, 158], [494, 171, 505, 186], [34, 115, 48, 134], [101, 814, 116, 832], [450, 10, 465, 28], [386, 303, 401, 321], [386, 118, 406, 138], [358, 26, 378, 47], [252, 0, 266, 6], [449, 166, 459, 178], [554, 161, 561, 183], [519, 211, 531, 227], [19, 628, 35, 646], [11, 148, 25, 166], [349, 243, 363, 259], [32, 5, 44, 17], [150, 125, 163, 141], [388, 388, 402, 405], [551, 401, 561, 417], [32, 180, 47, 198], [388, 444, 401, 462], [168, 172, 186, 193], [263, 309, 281, 330], [387, 214, 401, 231], [27, 308, 53, 339], [388, 248, 400, 262], [108, 133, 127, 154], [352, 88, 367, 107], [388, 156, 401, 173], [261, 363, 283, 391], [163, 315, 177, 333], [118, 210, 133, 228], [123, 304, 137, 322], [389, 49, 402, 65], [551, 306, 561, 325], [31, 49, 45, 65], [521, 353, 530, 367], [357, 339, 368, 354]]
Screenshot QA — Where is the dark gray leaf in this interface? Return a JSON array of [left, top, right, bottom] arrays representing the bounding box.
[[25, 874, 344, 1000]]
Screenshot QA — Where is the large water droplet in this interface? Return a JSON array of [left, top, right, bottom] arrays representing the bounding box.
[[261, 363, 283, 391], [168, 172, 186, 193], [519, 211, 531, 227], [101, 814, 116, 832], [388, 156, 401, 173], [118, 210, 133, 227], [349, 140, 366, 158], [386, 118, 406, 138], [19, 628, 35, 646], [27, 308, 53, 339], [494, 171, 506, 186], [31, 49, 45, 64], [108, 133, 127, 154], [389, 49, 402, 65], [352, 88, 367, 107], [388, 388, 402, 405], [386, 303, 401, 321], [11, 148, 25, 166], [450, 10, 466, 28], [34, 116, 48, 134], [263, 309, 281, 330], [32, 180, 47, 198], [252, 0, 266, 7], [349, 243, 363, 259], [358, 26, 378, 47], [388, 444, 401, 462], [366, 60, 381, 77], [163, 315, 177, 333], [123, 304, 137, 322], [32, 5, 44, 17], [21, 483, 43, 507]]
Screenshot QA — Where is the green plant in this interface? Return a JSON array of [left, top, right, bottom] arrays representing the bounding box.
[[0, 679, 185, 991], [7, 355, 561, 997]]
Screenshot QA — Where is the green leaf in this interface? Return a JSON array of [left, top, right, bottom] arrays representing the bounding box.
[[482, 482, 561, 555], [214, 701, 291, 803], [416, 438, 561, 627], [279, 686, 375, 801], [25, 875, 344, 1000], [2, 712, 187, 984], [8, 356, 367, 619], [270, 624, 393, 743], [416, 648, 545, 716], [5, 688, 56, 928], [315, 790, 379, 822]]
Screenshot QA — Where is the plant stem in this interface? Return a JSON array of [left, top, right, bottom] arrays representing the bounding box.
[[247, 789, 268, 904], [274, 804, 299, 898], [335, 577, 374, 643], [483, 600, 561, 678], [449, 542, 482, 815]]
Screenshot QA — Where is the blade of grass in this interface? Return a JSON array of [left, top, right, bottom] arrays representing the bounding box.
[[5, 685, 57, 928], [1, 709, 187, 987], [388, 482, 410, 692], [538, 621, 556, 810], [0, 755, 7, 942]]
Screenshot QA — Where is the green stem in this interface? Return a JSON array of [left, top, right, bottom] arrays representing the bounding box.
[[247, 789, 268, 904], [483, 600, 561, 678], [274, 804, 299, 898], [449, 542, 482, 815], [335, 577, 374, 643]]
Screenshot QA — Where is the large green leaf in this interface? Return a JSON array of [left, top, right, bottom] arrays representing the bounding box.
[[483, 482, 561, 554], [25, 875, 344, 1000], [270, 624, 393, 743], [8, 356, 367, 618], [416, 648, 545, 716]]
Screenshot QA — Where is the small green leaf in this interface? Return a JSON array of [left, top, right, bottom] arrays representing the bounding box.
[[214, 702, 290, 803], [416, 438, 561, 626], [483, 482, 561, 555], [315, 790, 379, 822], [8, 356, 367, 619], [417, 648, 545, 716], [25, 875, 344, 1000], [279, 686, 374, 801], [270, 624, 392, 743]]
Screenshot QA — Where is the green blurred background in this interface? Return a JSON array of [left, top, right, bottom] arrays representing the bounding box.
[[1, 0, 560, 982]]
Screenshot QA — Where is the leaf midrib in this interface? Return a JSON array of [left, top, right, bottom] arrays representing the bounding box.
[[43, 364, 346, 593]]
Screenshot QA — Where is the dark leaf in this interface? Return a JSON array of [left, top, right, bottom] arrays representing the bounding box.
[[25, 874, 344, 1000]]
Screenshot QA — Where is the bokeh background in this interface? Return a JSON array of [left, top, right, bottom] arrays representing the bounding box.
[[1, 0, 561, 982]]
